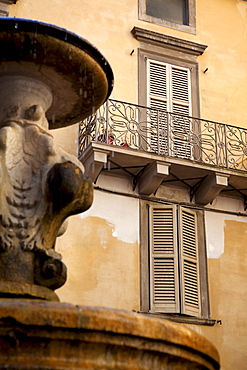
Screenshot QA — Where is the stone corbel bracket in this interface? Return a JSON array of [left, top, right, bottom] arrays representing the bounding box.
[[195, 172, 229, 205], [138, 161, 170, 195], [82, 148, 109, 183]]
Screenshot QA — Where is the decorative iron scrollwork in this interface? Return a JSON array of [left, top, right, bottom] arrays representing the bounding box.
[[79, 99, 247, 172]]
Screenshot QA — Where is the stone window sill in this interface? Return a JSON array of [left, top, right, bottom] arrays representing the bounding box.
[[135, 311, 221, 326]]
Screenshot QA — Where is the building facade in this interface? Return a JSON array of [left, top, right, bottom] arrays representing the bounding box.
[[5, 0, 247, 369]]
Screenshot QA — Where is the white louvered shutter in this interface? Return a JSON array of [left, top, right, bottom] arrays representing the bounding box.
[[149, 205, 180, 313], [179, 207, 201, 316], [147, 60, 192, 158], [147, 60, 168, 155], [171, 66, 191, 115], [170, 66, 192, 159]]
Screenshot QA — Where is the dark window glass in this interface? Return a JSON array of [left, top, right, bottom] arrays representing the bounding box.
[[146, 0, 188, 25]]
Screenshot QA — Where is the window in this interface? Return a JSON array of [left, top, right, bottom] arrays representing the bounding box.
[[146, 0, 188, 25], [150, 204, 200, 316], [139, 0, 196, 34], [147, 59, 192, 158], [140, 201, 210, 319], [132, 27, 207, 159], [147, 59, 191, 116]]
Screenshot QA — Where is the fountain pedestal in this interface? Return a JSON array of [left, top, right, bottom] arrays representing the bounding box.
[[0, 73, 93, 299]]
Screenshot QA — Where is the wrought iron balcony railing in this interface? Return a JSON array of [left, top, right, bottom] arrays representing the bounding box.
[[79, 99, 247, 172]]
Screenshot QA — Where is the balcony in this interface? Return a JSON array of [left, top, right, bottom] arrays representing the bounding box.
[[79, 99, 247, 206]]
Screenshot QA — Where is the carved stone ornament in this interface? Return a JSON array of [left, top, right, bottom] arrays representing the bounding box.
[[0, 76, 93, 296]]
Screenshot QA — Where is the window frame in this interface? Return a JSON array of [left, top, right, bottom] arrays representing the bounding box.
[[137, 44, 201, 120], [132, 28, 207, 116], [132, 27, 207, 120], [140, 199, 210, 320], [138, 38, 201, 159], [138, 0, 196, 34], [147, 59, 192, 115], [146, 59, 194, 158], [132, 27, 207, 162]]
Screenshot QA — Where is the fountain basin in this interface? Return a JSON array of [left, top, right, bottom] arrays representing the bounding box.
[[0, 18, 114, 129], [0, 299, 220, 369]]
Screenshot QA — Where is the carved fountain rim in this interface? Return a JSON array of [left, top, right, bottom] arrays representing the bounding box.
[[0, 18, 114, 129]]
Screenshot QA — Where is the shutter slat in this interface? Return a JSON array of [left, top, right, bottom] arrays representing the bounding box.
[[149, 205, 180, 313], [171, 67, 190, 103], [147, 60, 168, 155], [179, 207, 201, 316], [170, 66, 192, 159], [153, 258, 176, 303], [149, 62, 167, 98], [149, 98, 168, 155], [172, 104, 190, 116]]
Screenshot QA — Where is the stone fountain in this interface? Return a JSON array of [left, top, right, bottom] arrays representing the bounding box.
[[0, 18, 220, 369]]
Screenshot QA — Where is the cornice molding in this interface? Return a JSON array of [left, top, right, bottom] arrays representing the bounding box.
[[131, 26, 207, 56]]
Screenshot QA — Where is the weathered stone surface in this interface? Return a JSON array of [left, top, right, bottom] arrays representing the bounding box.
[[0, 300, 220, 369], [0, 76, 94, 292], [0, 281, 59, 301]]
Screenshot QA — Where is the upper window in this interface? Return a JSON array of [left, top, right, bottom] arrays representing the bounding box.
[[147, 59, 192, 116], [147, 59, 193, 158], [146, 0, 188, 25], [132, 26, 207, 118], [132, 27, 207, 158], [139, 0, 196, 34]]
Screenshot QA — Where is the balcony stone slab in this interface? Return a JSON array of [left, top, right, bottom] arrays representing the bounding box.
[[79, 142, 247, 208], [79, 142, 172, 188]]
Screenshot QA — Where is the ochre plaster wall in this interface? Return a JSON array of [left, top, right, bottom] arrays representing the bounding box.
[[196, 0, 247, 127], [198, 218, 247, 370], [56, 190, 140, 311]]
